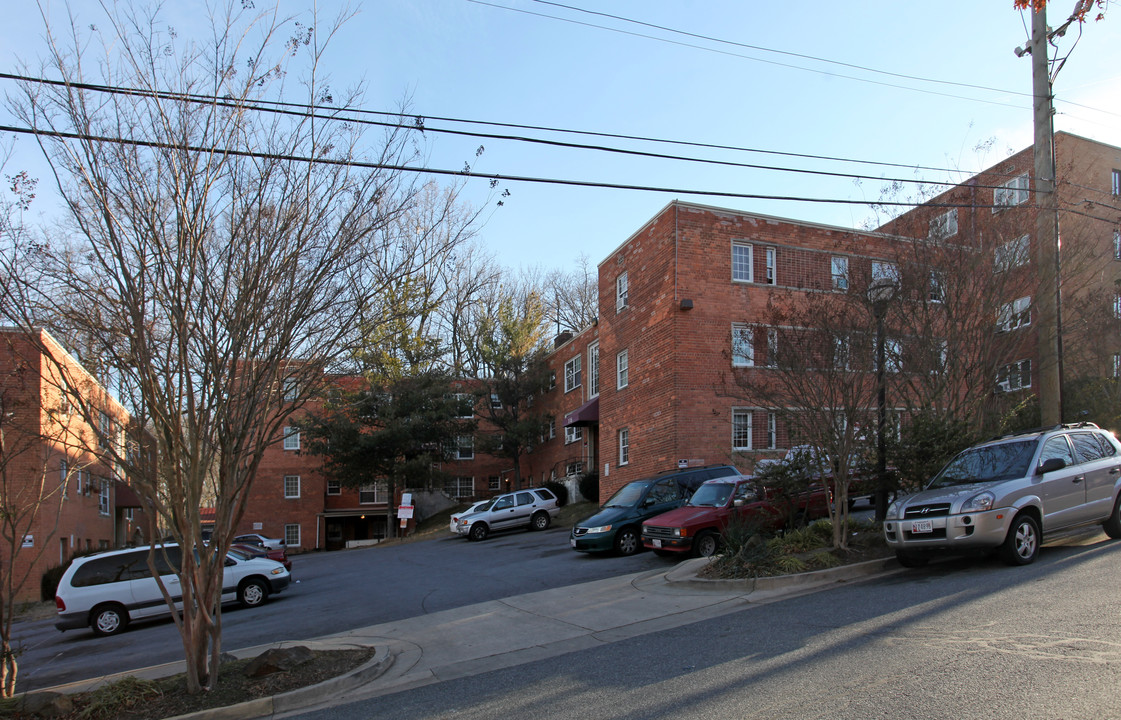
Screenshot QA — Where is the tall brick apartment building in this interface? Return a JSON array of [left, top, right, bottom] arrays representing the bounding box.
[[0, 328, 144, 602], [242, 133, 1121, 544]]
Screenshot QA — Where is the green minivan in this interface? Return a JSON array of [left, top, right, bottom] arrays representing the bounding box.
[[570, 465, 742, 555]]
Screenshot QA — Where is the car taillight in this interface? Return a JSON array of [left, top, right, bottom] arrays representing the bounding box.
[[55, 596, 65, 612]]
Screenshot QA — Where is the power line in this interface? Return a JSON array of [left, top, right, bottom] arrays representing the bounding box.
[[0, 123, 1016, 211], [0, 72, 1021, 190], [469, 0, 1030, 112]]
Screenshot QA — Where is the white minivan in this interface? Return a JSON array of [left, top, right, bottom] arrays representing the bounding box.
[[54, 544, 291, 636]]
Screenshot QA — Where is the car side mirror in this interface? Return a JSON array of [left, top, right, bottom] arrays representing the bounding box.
[[733, 498, 744, 507], [1038, 457, 1066, 474]]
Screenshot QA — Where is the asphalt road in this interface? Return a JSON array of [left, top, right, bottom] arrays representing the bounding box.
[[290, 530, 1121, 720], [11, 523, 678, 693]]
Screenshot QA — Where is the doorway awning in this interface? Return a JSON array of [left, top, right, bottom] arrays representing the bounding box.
[[564, 396, 599, 427]]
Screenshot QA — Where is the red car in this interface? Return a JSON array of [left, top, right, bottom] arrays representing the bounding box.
[[231, 543, 292, 572], [641, 476, 830, 558]]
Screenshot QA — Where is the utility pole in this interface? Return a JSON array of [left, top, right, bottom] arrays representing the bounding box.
[[1029, 5, 1062, 426]]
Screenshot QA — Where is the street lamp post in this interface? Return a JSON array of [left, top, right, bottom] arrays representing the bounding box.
[[869, 278, 897, 523]]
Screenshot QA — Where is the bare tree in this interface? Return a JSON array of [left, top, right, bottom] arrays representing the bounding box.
[[544, 253, 598, 333], [0, 2, 459, 693]]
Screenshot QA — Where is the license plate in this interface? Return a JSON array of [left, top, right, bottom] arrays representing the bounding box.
[[570, 538, 576, 548], [911, 520, 933, 534], [652, 539, 662, 548]]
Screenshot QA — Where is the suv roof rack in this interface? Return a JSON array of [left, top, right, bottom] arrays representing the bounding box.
[[987, 421, 1101, 443]]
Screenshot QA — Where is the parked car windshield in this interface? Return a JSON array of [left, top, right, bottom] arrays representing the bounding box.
[[927, 440, 1038, 489], [603, 482, 647, 508], [687, 482, 735, 507]]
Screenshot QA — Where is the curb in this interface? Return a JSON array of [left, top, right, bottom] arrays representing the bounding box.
[[665, 555, 900, 593], [166, 644, 395, 720]]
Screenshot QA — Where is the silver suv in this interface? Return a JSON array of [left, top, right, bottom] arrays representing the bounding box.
[[883, 423, 1121, 567], [456, 487, 560, 541]]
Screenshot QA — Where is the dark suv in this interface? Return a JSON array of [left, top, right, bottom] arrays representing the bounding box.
[[883, 423, 1121, 567], [570, 465, 741, 555]]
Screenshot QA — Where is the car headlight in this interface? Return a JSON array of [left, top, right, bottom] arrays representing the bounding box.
[[673, 528, 683, 538], [270, 567, 285, 576], [886, 499, 902, 519], [961, 491, 995, 513], [586, 525, 612, 534]]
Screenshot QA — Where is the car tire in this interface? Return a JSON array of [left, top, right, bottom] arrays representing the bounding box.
[[1103, 494, 1121, 539], [614, 528, 640, 556], [693, 531, 719, 558], [895, 551, 928, 568], [469, 522, 489, 541], [530, 511, 551, 531], [999, 513, 1040, 566], [238, 578, 269, 608], [91, 603, 129, 636]]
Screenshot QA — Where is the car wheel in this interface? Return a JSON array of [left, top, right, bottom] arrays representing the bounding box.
[[999, 513, 1040, 566], [238, 578, 269, 608], [469, 522, 489, 541], [895, 551, 928, 568], [1103, 494, 1121, 539], [530, 511, 551, 531], [614, 528, 640, 556], [693, 531, 719, 558], [91, 603, 129, 636]]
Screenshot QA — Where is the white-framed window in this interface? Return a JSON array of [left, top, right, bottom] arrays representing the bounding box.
[[732, 242, 753, 282], [732, 323, 754, 367], [455, 435, 474, 460], [284, 475, 300, 499], [994, 235, 1030, 272], [445, 476, 474, 498], [935, 339, 949, 375], [327, 479, 341, 495], [453, 393, 474, 418], [616, 271, 629, 311], [282, 426, 300, 451], [548, 418, 556, 439], [929, 209, 958, 239], [997, 296, 1031, 332], [589, 342, 600, 397], [566, 461, 584, 477], [997, 359, 1032, 392], [98, 478, 110, 516], [283, 377, 299, 402], [490, 393, 502, 410], [565, 425, 583, 445], [1115, 229, 1121, 260], [564, 355, 582, 393], [929, 271, 945, 303], [994, 173, 1029, 209], [871, 261, 900, 285], [732, 409, 752, 450], [284, 524, 301, 548], [831, 256, 849, 290], [833, 335, 851, 371], [59, 459, 68, 498], [885, 338, 903, 373], [765, 328, 778, 368], [765, 412, 777, 450], [764, 247, 776, 284], [1114, 354, 1121, 379], [99, 412, 113, 450], [489, 475, 501, 491], [618, 428, 629, 466], [359, 482, 386, 504], [617, 349, 629, 389], [1112, 168, 1120, 196], [548, 371, 556, 390], [1114, 295, 1121, 320]]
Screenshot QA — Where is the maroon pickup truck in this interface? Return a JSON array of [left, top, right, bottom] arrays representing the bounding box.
[[641, 475, 831, 558]]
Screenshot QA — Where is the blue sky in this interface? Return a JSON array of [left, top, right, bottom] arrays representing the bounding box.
[[3, 1, 1119, 275]]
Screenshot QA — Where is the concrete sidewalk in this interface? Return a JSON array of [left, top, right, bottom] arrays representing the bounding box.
[[22, 556, 898, 719]]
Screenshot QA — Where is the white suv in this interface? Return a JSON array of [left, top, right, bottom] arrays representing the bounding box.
[[883, 423, 1121, 567], [456, 488, 560, 541], [55, 544, 291, 636]]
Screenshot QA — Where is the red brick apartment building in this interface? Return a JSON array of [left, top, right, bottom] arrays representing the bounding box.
[[244, 133, 1121, 542], [877, 132, 1121, 397], [0, 328, 143, 602]]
